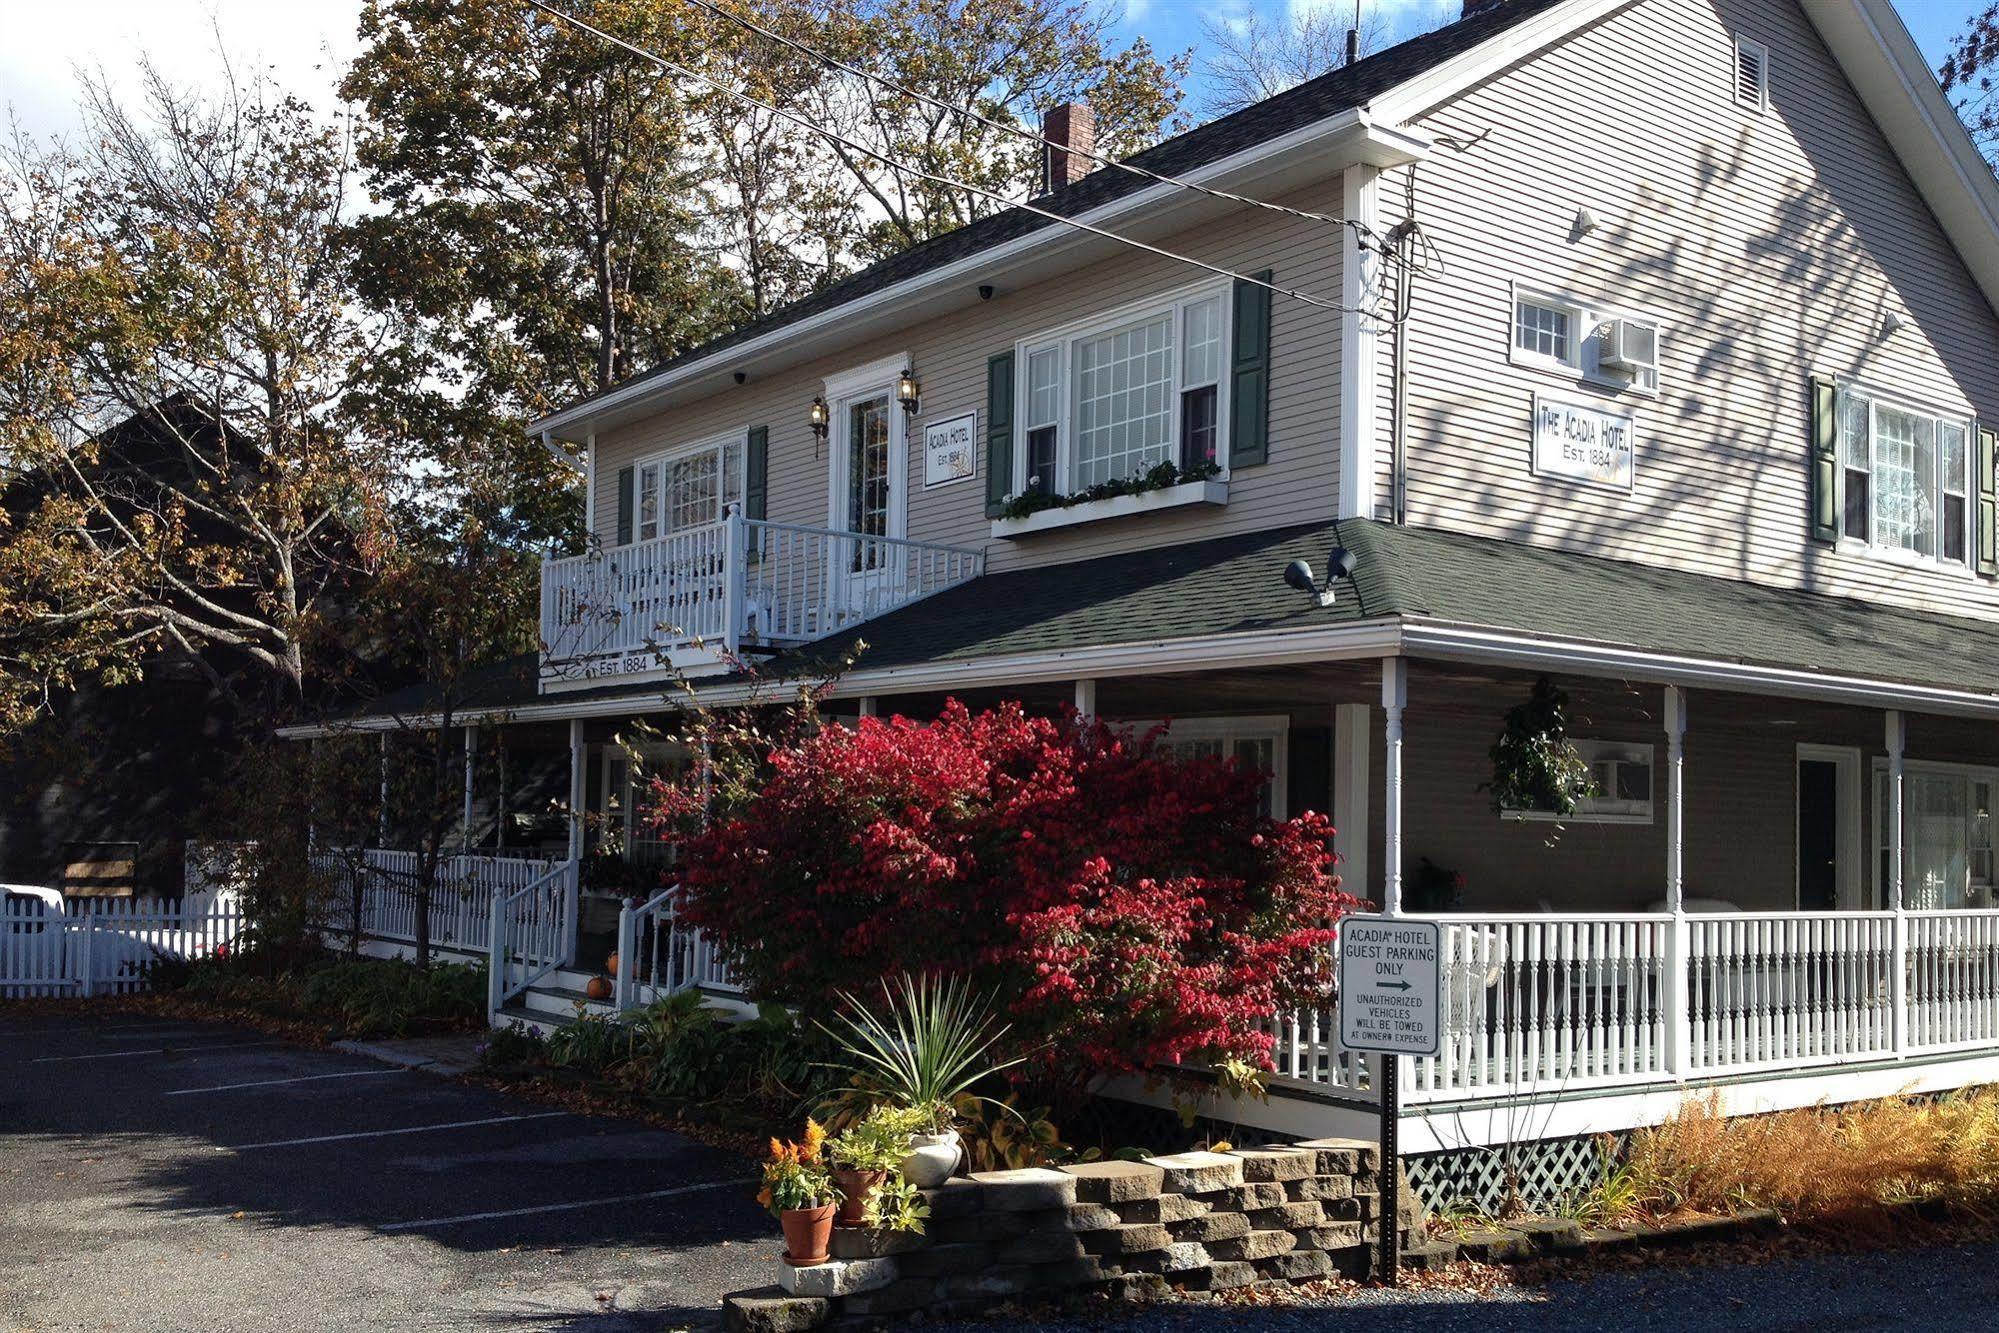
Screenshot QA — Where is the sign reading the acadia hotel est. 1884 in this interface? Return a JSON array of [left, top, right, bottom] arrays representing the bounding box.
[[923, 412, 978, 488], [1532, 392, 1636, 491]]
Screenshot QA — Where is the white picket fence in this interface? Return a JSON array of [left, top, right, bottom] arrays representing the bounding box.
[[0, 893, 244, 998]]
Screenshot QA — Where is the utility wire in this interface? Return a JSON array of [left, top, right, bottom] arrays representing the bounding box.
[[679, 0, 1375, 241], [520, 0, 1384, 316]]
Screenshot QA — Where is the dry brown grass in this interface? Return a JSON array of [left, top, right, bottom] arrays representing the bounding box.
[[1612, 1089, 1999, 1225]]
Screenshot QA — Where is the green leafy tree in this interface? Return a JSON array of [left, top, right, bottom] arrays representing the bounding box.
[[0, 63, 394, 740], [1942, 5, 1999, 168]]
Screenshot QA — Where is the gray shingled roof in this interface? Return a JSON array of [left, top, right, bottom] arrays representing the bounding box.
[[542, 0, 1567, 424], [312, 518, 1999, 727]]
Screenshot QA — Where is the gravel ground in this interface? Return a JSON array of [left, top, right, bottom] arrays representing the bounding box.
[[940, 1237, 1999, 1332]]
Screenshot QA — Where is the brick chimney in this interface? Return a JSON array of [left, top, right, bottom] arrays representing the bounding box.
[[1041, 101, 1095, 194]]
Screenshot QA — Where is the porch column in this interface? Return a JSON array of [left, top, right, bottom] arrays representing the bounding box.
[[1888, 709, 1907, 1054], [496, 732, 508, 852], [1381, 657, 1406, 917], [1073, 678, 1097, 719], [567, 717, 586, 862], [377, 732, 390, 847], [1663, 685, 1690, 1074], [857, 696, 878, 719], [461, 725, 478, 854], [1332, 702, 1371, 903], [307, 737, 320, 854]]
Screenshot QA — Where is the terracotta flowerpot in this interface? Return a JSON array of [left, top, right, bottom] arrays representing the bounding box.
[[900, 1130, 961, 1188], [605, 950, 621, 978], [584, 974, 612, 1002], [832, 1167, 885, 1226], [780, 1203, 836, 1266]]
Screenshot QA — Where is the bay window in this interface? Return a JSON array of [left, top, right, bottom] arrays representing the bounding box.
[[1015, 284, 1230, 497], [1836, 388, 1973, 566]]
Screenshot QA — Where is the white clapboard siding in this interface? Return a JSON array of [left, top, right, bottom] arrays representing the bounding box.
[[1374, 0, 1999, 624], [589, 179, 1345, 578]]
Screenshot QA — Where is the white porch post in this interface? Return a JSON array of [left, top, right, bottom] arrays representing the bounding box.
[[1664, 685, 1690, 1075], [1381, 658, 1406, 917], [496, 733, 508, 852], [377, 732, 390, 847], [567, 717, 586, 863], [307, 737, 320, 854], [1333, 702, 1371, 903], [1888, 709, 1908, 1056], [722, 506, 747, 657], [857, 696, 878, 719], [462, 725, 477, 854], [1073, 679, 1097, 718]]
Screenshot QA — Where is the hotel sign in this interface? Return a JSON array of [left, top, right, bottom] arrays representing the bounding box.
[[923, 412, 978, 488], [1338, 916, 1442, 1057], [1532, 393, 1636, 491]]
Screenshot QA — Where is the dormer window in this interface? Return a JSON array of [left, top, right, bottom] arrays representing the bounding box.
[[1734, 36, 1770, 112]]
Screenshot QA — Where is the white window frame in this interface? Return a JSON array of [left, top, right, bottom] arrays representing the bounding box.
[[599, 742, 687, 866], [1503, 739, 1655, 825], [1117, 714, 1289, 819], [1832, 383, 1975, 572], [632, 429, 749, 544], [1509, 282, 1665, 396], [1734, 35, 1771, 113], [1012, 280, 1234, 498], [1869, 756, 1999, 910]]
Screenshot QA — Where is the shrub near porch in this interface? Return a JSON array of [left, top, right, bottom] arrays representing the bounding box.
[[667, 701, 1359, 1094]]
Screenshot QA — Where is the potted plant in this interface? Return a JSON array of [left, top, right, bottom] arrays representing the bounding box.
[[759, 1120, 840, 1266], [826, 1105, 918, 1225], [820, 974, 1026, 1189], [863, 1174, 931, 1234]]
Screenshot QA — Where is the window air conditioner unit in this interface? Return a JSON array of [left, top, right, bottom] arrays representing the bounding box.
[[1601, 319, 1659, 377]]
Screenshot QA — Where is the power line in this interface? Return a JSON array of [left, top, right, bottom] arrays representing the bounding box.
[[519, 0, 1382, 316], [680, 0, 1375, 241]]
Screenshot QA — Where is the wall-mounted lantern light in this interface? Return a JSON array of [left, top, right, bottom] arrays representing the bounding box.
[[897, 369, 921, 416], [809, 396, 829, 440]]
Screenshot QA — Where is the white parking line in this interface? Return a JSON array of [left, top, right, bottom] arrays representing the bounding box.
[[166, 1068, 410, 1096], [223, 1111, 572, 1151], [31, 1041, 284, 1063], [378, 1177, 754, 1231]]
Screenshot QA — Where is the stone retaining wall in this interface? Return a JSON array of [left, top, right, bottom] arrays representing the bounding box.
[[725, 1138, 1436, 1330]]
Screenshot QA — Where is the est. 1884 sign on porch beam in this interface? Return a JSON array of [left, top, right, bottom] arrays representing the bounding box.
[[1337, 916, 1442, 1057]]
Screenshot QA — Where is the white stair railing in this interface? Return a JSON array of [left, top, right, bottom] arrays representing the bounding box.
[[611, 883, 741, 1011], [486, 859, 579, 1022]]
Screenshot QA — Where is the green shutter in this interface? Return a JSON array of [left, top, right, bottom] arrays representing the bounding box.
[[1809, 376, 1838, 544], [744, 425, 769, 521], [615, 465, 635, 546], [1230, 270, 1273, 468], [1978, 423, 1997, 579], [1285, 724, 1331, 823], [986, 351, 1015, 518]]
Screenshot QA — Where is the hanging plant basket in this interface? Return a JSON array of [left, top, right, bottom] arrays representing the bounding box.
[[1485, 676, 1596, 822]]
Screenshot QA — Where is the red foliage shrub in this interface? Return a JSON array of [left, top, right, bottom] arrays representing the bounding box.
[[667, 700, 1359, 1092]]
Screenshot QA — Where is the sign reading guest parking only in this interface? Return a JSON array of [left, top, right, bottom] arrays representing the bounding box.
[[1337, 916, 1442, 1057]]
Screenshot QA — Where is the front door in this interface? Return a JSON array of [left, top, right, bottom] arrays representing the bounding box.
[[1798, 759, 1839, 911], [829, 387, 905, 619]]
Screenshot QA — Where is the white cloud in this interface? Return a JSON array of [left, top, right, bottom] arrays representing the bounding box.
[[2, 0, 362, 141]]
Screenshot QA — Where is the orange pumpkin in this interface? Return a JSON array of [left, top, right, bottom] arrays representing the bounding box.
[[605, 951, 621, 978], [584, 974, 613, 1002]]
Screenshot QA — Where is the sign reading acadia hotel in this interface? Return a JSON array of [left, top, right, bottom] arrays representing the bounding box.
[[1532, 392, 1636, 491], [1337, 916, 1442, 1057]]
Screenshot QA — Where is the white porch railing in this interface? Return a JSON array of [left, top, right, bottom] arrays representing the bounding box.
[[311, 849, 559, 955], [540, 511, 985, 672], [487, 859, 581, 1021], [1266, 909, 1999, 1107], [612, 884, 741, 1011]]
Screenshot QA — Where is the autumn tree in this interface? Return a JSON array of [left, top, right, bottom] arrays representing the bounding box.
[[1942, 5, 1999, 167], [1196, 3, 1386, 118], [0, 63, 394, 739]]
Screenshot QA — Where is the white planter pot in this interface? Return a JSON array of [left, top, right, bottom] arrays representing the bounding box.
[[900, 1130, 961, 1188]]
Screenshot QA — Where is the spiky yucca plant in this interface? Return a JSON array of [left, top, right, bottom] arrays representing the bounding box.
[[818, 973, 1026, 1132]]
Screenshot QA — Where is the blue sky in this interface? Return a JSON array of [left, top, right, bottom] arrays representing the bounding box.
[[0, 1, 1988, 141]]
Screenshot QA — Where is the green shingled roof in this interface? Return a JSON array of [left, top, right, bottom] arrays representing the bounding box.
[[307, 519, 1999, 728], [789, 519, 1999, 697]]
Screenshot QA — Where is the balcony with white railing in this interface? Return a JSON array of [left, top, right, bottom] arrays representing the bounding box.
[[539, 511, 985, 683]]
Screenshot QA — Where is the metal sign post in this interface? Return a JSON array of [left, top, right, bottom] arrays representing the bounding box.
[[1336, 914, 1442, 1289]]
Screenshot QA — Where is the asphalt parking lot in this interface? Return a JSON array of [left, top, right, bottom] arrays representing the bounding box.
[[0, 1011, 775, 1331]]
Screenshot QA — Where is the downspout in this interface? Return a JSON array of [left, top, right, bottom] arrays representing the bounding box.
[[1390, 237, 1412, 526]]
